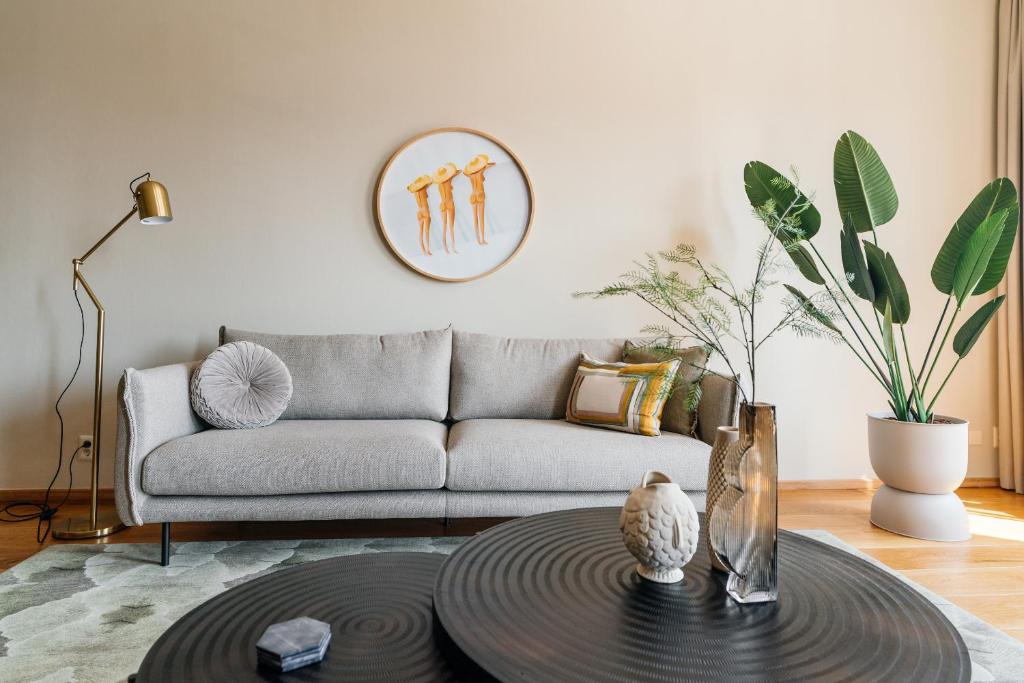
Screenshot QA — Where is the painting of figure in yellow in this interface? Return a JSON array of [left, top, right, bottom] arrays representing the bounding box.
[[407, 174, 433, 256], [432, 162, 461, 254], [376, 128, 534, 282], [463, 154, 496, 245]]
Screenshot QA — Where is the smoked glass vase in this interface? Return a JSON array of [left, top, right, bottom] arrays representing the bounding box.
[[708, 402, 778, 603], [704, 425, 738, 573]]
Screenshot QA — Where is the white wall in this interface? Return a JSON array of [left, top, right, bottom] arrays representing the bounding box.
[[0, 0, 1000, 489]]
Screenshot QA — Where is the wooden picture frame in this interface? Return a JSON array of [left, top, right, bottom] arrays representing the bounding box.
[[374, 127, 535, 282]]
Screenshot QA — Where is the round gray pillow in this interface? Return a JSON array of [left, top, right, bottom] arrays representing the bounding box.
[[190, 341, 293, 429]]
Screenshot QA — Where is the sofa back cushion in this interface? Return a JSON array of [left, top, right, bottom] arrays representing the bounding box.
[[450, 331, 624, 420], [220, 327, 452, 420]]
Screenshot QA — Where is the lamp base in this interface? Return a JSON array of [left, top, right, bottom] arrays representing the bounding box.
[[52, 509, 127, 540]]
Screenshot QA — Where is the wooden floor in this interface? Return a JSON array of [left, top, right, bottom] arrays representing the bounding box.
[[2, 487, 1023, 642]]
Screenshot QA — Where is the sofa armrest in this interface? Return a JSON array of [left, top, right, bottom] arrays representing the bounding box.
[[696, 373, 739, 447], [115, 362, 205, 526]]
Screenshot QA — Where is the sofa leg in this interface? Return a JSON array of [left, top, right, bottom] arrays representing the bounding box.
[[161, 523, 171, 567]]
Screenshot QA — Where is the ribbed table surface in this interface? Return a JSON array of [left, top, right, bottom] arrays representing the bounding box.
[[136, 552, 459, 682], [432, 507, 970, 683]]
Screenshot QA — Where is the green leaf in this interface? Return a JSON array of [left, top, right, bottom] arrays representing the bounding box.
[[882, 252, 910, 324], [744, 161, 824, 285], [786, 243, 826, 285], [932, 178, 1019, 295], [882, 301, 896, 363], [953, 295, 1005, 357], [684, 380, 703, 413], [863, 241, 889, 313], [840, 218, 874, 301], [977, 202, 1020, 293], [951, 209, 1008, 305], [863, 242, 910, 323], [833, 130, 899, 232], [744, 161, 821, 240], [881, 301, 910, 421], [784, 284, 840, 332]]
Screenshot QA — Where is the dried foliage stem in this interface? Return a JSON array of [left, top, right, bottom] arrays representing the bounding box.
[[575, 181, 831, 409]]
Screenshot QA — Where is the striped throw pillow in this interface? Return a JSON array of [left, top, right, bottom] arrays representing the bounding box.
[[566, 352, 681, 436]]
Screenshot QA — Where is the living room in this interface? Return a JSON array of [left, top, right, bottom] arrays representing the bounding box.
[[2, 1, 1023, 680]]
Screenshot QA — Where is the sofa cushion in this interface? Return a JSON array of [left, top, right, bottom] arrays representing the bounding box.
[[446, 419, 710, 492], [622, 341, 710, 436], [142, 420, 447, 496], [697, 372, 740, 446], [221, 327, 451, 420], [190, 342, 293, 429], [565, 352, 680, 436], [450, 332, 624, 420]]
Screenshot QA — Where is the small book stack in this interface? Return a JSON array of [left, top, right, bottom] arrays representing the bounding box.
[[256, 616, 332, 673]]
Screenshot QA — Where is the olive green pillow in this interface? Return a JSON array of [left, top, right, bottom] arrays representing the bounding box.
[[622, 341, 709, 436]]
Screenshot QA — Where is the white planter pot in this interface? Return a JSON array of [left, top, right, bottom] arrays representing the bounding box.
[[867, 411, 970, 542]]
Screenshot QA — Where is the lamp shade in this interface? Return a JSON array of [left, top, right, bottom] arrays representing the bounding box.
[[136, 179, 173, 224]]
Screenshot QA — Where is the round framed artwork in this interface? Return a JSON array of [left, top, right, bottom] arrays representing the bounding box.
[[374, 127, 535, 282]]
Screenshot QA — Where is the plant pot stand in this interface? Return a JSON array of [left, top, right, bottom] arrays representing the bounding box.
[[870, 484, 970, 542], [867, 411, 970, 543]]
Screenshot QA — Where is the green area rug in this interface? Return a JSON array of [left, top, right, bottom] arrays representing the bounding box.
[[1, 530, 1022, 682]]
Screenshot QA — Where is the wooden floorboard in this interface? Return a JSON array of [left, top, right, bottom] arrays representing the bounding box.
[[901, 566, 1024, 595], [1005, 628, 1024, 642], [2, 487, 1023, 642], [864, 545, 1024, 570], [946, 595, 1024, 631]]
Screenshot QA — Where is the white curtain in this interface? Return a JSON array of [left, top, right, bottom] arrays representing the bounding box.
[[998, 0, 1024, 493]]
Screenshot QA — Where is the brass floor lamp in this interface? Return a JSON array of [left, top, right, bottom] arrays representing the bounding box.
[[53, 173, 173, 539]]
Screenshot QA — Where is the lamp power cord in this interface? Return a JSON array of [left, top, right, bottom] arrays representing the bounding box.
[[0, 287, 88, 543]]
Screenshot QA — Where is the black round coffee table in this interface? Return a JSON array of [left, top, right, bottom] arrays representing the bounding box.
[[432, 507, 970, 682], [136, 552, 461, 682]]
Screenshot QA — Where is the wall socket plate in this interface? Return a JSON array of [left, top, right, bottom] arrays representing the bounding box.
[[78, 435, 93, 460]]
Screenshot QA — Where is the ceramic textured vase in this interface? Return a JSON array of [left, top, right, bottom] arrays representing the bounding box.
[[705, 425, 738, 572], [708, 402, 778, 603], [619, 470, 700, 583], [867, 411, 970, 542]]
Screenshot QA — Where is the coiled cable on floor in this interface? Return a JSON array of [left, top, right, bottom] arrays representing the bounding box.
[[0, 288, 87, 543]]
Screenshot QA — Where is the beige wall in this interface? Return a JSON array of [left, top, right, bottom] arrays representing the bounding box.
[[0, 0, 1001, 489]]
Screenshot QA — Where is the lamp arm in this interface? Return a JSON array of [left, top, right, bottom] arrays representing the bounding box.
[[72, 264, 102, 310], [77, 205, 138, 263]]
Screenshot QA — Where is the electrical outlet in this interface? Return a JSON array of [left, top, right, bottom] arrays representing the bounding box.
[[79, 435, 93, 460]]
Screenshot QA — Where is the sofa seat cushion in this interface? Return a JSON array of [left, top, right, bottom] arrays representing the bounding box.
[[142, 420, 447, 496], [446, 419, 710, 492]]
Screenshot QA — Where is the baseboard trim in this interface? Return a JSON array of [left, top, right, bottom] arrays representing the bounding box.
[[780, 479, 880, 490], [0, 488, 116, 505], [780, 477, 1000, 490], [1, 478, 1002, 504], [960, 477, 1000, 488]]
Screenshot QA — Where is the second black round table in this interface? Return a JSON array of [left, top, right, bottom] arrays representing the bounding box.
[[432, 507, 970, 682]]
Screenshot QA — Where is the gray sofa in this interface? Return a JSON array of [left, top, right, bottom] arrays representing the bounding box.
[[115, 328, 737, 564]]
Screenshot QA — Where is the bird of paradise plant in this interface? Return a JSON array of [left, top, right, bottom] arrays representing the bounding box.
[[746, 131, 1018, 423]]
